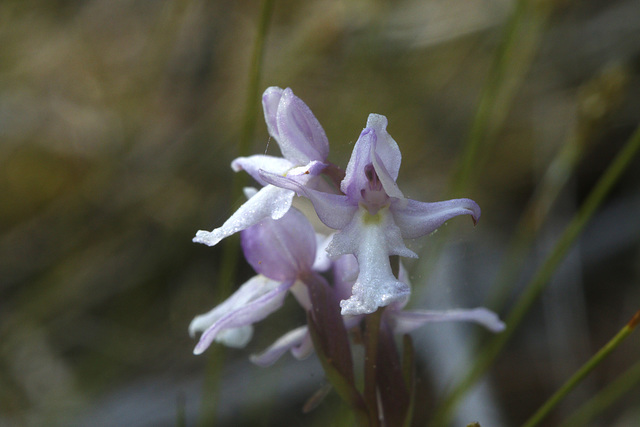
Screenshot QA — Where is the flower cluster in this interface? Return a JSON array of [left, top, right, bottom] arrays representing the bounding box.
[[190, 87, 504, 363]]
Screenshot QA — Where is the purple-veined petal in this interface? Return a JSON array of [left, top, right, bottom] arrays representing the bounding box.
[[371, 145, 404, 200], [262, 87, 284, 140], [260, 170, 358, 230], [276, 88, 329, 164], [389, 307, 506, 335], [340, 125, 403, 205], [193, 278, 294, 355], [366, 114, 402, 181], [341, 128, 375, 200], [241, 207, 317, 281], [391, 197, 481, 240], [249, 326, 311, 367], [329, 208, 417, 315], [193, 185, 294, 247], [231, 155, 294, 186]]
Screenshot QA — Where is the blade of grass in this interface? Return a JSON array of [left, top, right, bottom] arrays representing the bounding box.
[[522, 310, 640, 427], [449, 0, 550, 197], [431, 124, 640, 426], [560, 356, 640, 427], [197, 0, 275, 425]]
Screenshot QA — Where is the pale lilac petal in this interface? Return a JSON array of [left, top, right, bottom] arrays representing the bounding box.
[[312, 233, 333, 272], [290, 332, 314, 359], [276, 88, 329, 164], [392, 197, 481, 240], [260, 170, 358, 230], [243, 187, 258, 199], [366, 114, 401, 181], [285, 160, 328, 177], [340, 125, 403, 203], [390, 307, 506, 335], [289, 281, 311, 311], [249, 326, 311, 367], [387, 262, 411, 312], [193, 185, 294, 247], [193, 278, 294, 355], [330, 208, 417, 315], [189, 275, 278, 348], [371, 146, 404, 200], [332, 254, 358, 301], [341, 128, 375, 200], [262, 87, 284, 140], [231, 155, 294, 186], [241, 208, 317, 281]]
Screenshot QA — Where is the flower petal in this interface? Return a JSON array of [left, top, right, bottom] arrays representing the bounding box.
[[330, 208, 416, 315], [262, 86, 284, 140], [340, 124, 403, 202], [231, 155, 294, 186], [389, 307, 506, 335], [193, 277, 294, 355], [189, 274, 281, 348], [341, 127, 375, 200], [285, 160, 328, 177], [276, 88, 329, 164], [312, 233, 333, 272], [260, 170, 358, 230], [193, 185, 294, 247], [366, 114, 402, 181], [392, 197, 481, 240], [249, 326, 311, 367], [241, 208, 317, 281]]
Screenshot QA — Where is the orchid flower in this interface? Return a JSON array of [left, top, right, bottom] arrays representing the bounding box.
[[189, 205, 321, 355], [261, 114, 481, 315], [193, 87, 329, 248]]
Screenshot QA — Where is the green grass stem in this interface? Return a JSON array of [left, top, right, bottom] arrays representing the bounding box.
[[560, 357, 640, 427], [522, 311, 640, 427]]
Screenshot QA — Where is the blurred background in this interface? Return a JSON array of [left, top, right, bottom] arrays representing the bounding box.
[[1, 0, 639, 426]]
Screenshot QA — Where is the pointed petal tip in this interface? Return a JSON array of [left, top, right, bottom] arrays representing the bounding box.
[[192, 230, 222, 247]]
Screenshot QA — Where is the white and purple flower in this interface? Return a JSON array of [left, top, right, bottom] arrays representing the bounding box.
[[193, 87, 330, 248], [261, 114, 481, 315], [190, 88, 504, 370]]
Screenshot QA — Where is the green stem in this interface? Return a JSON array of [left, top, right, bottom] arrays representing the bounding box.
[[449, 0, 545, 197], [432, 124, 640, 426], [560, 353, 640, 427], [197, 1, 274, 425], [522, 311, 640, 427]]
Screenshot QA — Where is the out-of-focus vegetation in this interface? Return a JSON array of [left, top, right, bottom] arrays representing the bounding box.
[[1, 0, 639, 426]]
